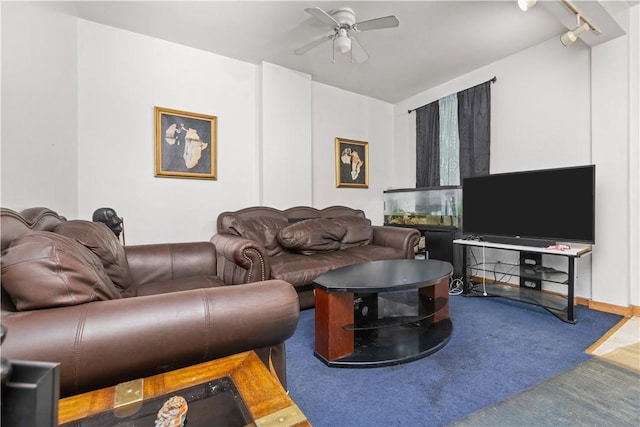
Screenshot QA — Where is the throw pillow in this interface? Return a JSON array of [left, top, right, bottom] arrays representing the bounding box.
[[277, 218, 347, 255], [229, 216, 289, 257], [1, 231, 122, 311], [54, 220, 134, 296], [331, 216, 374, 249]]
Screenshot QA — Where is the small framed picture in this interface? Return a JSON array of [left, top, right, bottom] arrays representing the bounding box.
[[154, 106, 217, 179], [335, 138, 369, 188]]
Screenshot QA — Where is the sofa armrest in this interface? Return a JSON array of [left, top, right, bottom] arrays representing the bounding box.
[[210, 233, 271, 284], [371, 225, 421, 258], [0, 280, 299, 397], [125, 242, 217, 286]]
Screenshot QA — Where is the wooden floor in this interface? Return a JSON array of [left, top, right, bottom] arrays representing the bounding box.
[[587, 316, 640, 373]]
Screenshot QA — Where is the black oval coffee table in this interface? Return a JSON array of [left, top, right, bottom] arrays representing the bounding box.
[[313, 259, 453, 367]]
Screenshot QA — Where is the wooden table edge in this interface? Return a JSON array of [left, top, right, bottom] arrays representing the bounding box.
[[58, 351, 310, 426]]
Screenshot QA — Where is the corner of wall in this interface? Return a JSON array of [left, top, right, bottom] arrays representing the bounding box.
[[255, 62, 265, 204]]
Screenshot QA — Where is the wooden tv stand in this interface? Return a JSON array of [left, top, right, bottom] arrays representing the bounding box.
[[453, 239, 592, 323]]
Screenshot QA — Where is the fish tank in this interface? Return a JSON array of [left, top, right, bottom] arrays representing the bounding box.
[[383, 186, 462, 229]]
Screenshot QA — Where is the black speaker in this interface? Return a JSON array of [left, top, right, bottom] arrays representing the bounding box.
[[520, 252, 543, 291], [354, 293, 378, 324], [1, 360, 60, 427]]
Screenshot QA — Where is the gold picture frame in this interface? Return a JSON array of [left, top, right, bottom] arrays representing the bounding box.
[[335, 138, 369, 188], [154, 106, 217, 180]]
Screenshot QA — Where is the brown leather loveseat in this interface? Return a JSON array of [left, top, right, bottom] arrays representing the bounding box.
[[211, 206, 421, 308], [0, 207, 300, 397]]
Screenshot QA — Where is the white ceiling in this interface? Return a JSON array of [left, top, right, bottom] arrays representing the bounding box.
[[70, 1, 631, 103]]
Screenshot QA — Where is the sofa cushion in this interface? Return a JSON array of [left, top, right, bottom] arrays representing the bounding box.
[[229, 216, 289, 257], [270, 252, 358, 288], [340, 245, 407, 262], [135, 275, 226, 296], [270, 250, 380, 288], [270, 246, 407, 288], [0, 231, 122, 311], [54, 220, 134, 296], [331, 216, 373, 248], [277, 219, 346, 255]]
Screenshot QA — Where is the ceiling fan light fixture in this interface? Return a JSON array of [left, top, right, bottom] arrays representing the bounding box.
[[518, 0, 537, 11], [334, 34, 351, 53], [295, 6, 398, 63]]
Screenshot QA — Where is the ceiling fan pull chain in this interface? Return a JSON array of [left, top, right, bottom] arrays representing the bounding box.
[[332, 37, 336, 63], [350, 40, 354, 63]]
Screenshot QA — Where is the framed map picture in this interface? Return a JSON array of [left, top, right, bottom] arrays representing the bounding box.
[[154, 106, 217, 179], [335, 138, 369, 188]]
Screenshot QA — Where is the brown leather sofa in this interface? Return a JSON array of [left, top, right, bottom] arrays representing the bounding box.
[[211, 206, 421, 309], [0, 207, 299, 397]]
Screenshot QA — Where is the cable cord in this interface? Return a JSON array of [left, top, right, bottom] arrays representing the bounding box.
[[482, 245, 487, 296], [449, 276, 464, 295], [469, 249, 480, 276], [493, 262, 519, 284]]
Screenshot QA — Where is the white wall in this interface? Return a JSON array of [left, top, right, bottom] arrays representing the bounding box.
[[630, 5, 640, 308], [591, 8, 635, 307], [393, 36, 594, 298], [393, 16, 640, 309], [77, 20, 257, 244], [311, 82, 394, 224], [394, 36, 592, 189], [1, 2, 78, 214], [258, 63, 312, 208]]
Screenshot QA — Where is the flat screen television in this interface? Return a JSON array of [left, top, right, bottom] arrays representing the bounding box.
[[462, 165, 595, 247]]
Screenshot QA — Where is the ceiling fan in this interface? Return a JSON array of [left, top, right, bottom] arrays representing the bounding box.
[[294, 7, 399, 63]]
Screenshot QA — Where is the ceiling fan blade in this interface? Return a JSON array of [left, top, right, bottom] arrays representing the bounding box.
[[353, 15, 399, 32], [294, 35, 333, 55], [350, 37, 369, 63], [305, 7, 339, 28]]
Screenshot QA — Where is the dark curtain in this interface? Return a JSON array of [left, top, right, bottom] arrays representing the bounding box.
[[415, 101, 440, 187], [457, 81, 491, 179]]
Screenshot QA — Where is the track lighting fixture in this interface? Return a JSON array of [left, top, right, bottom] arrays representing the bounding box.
[[517, 0, 537, 12], [560, 14, 591, 47], [558, 0, 600, 47]]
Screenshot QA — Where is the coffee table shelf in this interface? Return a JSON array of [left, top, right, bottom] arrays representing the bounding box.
[[335, 317, 453, 367], [344, 296, 448, 331]]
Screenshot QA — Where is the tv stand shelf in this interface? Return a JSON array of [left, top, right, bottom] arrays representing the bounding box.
[[453, 239, 592, 323], [470, 283, 570, 320], [476, 261, 569, 285]]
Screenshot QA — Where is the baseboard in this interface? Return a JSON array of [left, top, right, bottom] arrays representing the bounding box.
[[468, 276, 637, 318], [587, 300, 635, 318]]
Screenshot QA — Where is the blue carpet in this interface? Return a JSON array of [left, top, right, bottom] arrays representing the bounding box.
[[285, 295, 622, 427]]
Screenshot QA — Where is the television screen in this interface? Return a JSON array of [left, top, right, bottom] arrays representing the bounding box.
[[462, 165, 595, 246]]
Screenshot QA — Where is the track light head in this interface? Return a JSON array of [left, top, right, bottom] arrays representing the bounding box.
[[518, 0, 537, 12], [561, 21, 590, 47]]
